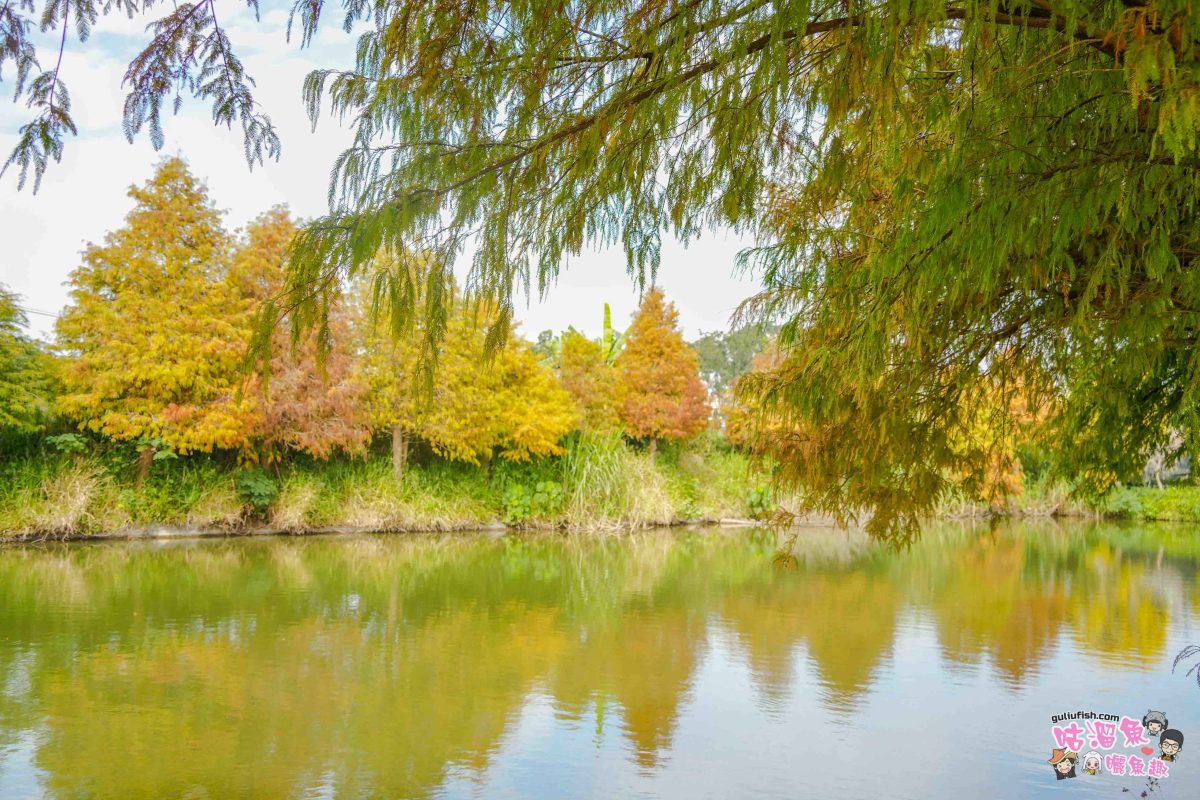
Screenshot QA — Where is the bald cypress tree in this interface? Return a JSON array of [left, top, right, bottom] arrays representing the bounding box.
[[617, 289, 710, 456], [55, 158, 254, 471]]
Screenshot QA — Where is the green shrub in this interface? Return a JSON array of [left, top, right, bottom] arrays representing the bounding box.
[[1101, 486, 1143, 519], [502, 480, 564, 525], [746, 486, 775, 520], [235, 469, 279, 513], [1131, 485, 1200, 521], [45, 433, 88, 455]]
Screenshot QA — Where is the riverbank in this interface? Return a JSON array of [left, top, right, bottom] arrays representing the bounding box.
[[940, 483, 1200, 523], [4, 435, 1197, 541], [0, 435, 772, 541]]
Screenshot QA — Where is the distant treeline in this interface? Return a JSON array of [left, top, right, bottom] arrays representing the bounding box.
[[0, 159, 777, 481]]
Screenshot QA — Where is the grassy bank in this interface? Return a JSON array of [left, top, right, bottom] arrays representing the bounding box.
[[7, 431, 1199, 540], [0, 433, 772, 539], [936, 479, 1200, 523], [935, 476, 1093, 520], [1096, 484, 1200, 522]]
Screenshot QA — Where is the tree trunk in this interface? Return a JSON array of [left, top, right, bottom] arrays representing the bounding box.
[[136, 446, 155, 486], [391, 426, 409, 484], [648, 437, 657, 461]]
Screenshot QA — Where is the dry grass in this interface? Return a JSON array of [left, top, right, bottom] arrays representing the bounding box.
[[30, 462, 105, 534], [10, 460, 127, 536], [187, 479, 245, 529], [622, 454, 677, 527], [562, 433, 682, 530], [270, 476, 320, 531]]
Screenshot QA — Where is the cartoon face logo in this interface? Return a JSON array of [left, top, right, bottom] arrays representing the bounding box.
[[1081, 751, 1102, 775], [1143, 710, 1169, 737], [1160, 730, 1184, 762], [1048, 748, 1078, 779]]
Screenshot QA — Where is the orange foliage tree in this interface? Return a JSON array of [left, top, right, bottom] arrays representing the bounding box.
[[616, 289, 709, 455], [55, 158, 255, 473], [232, 208, 371, 461]]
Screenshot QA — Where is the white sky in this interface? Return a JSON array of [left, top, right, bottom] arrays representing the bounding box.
[[0, 2, 760, 342]]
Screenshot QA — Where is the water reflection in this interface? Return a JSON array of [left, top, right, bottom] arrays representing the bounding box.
[[0, 521, 1198, 798]]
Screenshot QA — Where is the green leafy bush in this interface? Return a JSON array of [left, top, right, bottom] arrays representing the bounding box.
[[502, 481, 564, 525], [235, 469, 279, 514], [46, 433, 88, 455], [747, 486, 775, 520], [1101, 486, 1143, 519]]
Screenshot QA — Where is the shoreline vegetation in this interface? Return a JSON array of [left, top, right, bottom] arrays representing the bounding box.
[[5, 161, 1199, 544], [0, 434, 775, 542], [3, 0, 1200, 556], [2, 433, 1196, 543]]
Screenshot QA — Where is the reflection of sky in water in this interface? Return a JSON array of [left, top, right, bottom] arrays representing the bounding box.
[[435, 614, 1200, 799], [0, 732, 47, 800], [1, 522, 1199, 798]]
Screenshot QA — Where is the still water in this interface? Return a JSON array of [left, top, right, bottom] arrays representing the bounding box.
[[0, 522, 1198, 799]]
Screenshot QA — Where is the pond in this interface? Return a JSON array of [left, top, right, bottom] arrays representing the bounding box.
[[0, 522, 1198, 798]]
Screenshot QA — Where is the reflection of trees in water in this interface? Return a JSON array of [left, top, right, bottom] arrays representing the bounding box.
[[32, 602, 572, 799], [1069, 540, 1170, 668], [0, 522, 1196, 796], [720, 569, 899, 713], [921, 533, 1070, 687]]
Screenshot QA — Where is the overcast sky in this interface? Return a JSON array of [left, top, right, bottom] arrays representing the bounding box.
[[0, 1, 760, 342]]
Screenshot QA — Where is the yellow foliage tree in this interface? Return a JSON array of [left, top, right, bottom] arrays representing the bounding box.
[[949, 376, 1051, 510], [734, 340, 1052, 515], [352, 250, 430, 479], [557, 329, 622, 432], [55, 158, 255, 472], [725, 343, 784, 451], [355, 266, 577, 477]]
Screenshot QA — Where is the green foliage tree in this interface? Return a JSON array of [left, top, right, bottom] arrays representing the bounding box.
[[0, 286, 52, 433], [55, 158, 254, 474], [617, 289, 709, 455], [532, 330, 560, 366], [690, 325, 777, 397], [1, 0, 278, 190], [287, 0, 1200, 542]]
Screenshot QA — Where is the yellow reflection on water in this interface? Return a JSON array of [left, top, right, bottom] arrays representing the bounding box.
[[0, 520, 1195, 798]]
